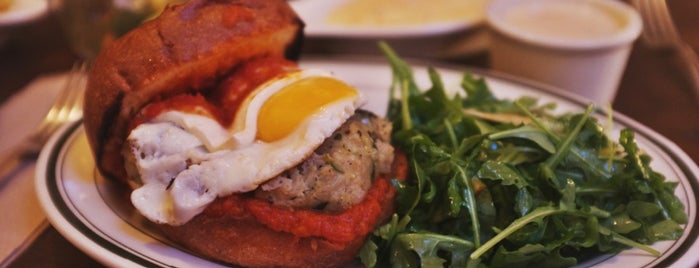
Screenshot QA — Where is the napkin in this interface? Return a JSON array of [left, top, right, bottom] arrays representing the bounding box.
[[0, 72, 69, 264]]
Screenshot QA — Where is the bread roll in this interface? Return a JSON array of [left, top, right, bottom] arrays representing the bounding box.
[[82, 1, 407, 267], [84, 0, 304, 183]]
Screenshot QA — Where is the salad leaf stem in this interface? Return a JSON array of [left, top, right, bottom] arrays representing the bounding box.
[[453, 163, 481, 247], [400, 80, 413, 130], [444, 118, 459, 149], [514, 100, 557, 140], [470, 206, 562, 260], [543, 104, 594, 170], [599, 226, 661, 256], [517, 101, 612, 179], [540, 105, 594, 189]]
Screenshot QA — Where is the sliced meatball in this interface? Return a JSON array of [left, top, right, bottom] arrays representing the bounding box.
[[255, 110, 394, 212]]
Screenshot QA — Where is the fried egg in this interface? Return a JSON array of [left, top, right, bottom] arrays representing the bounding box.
[[126, 69, 365, 225]]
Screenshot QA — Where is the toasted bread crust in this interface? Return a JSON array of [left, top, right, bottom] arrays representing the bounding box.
[[83, 0, 304, 183], [160, 214, 368, 268]]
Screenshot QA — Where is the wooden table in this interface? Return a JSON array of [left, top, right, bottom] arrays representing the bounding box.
[[1, 1, 697, 267]]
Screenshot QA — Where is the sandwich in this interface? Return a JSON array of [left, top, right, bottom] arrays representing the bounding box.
[[82, 0, 407, 267]]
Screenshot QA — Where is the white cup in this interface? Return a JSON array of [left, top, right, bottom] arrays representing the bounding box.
[[486, 0, 642, 105]]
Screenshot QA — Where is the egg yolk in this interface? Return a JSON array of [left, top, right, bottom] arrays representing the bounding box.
[[257, 76, 358, 142]]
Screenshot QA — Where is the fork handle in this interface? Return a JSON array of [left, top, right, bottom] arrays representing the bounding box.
[[674, 42, 699, 103], [0, 145, 37, 188]]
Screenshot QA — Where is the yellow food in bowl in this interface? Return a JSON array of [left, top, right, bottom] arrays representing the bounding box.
[[327, 0, 487, 26]]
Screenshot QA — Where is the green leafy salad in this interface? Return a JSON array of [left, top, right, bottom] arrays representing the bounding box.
[[359, 43, 688, 267]]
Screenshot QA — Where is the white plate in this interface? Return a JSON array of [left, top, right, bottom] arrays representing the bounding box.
[[289, 0, 488, 38], [36, 59, 699, 267]]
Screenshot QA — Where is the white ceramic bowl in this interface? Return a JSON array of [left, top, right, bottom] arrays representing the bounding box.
[[486, 0, 642, 105]]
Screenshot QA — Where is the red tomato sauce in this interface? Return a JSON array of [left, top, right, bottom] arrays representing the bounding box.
[[204, 152, 409, 244], [212, 57, 299, 124], [129, 57, 298, 129]]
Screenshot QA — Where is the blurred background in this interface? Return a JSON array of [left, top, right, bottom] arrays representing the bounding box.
[[1, 0, 695, 157], [0, 0, 698, 266]]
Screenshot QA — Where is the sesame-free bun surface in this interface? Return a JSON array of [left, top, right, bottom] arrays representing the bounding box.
[[83, 0, 304, 183]]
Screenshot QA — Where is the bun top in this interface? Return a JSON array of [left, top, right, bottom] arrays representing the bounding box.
[[83, 0, 304, 183]]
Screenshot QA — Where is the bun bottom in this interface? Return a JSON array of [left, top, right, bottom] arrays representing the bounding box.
[[159, 214, 366, 268]]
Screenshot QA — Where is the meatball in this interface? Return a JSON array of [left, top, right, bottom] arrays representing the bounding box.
[[255, 110, 395, 212]]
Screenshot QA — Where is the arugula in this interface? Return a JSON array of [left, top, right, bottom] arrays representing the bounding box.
[[360, 42, 687, 268]]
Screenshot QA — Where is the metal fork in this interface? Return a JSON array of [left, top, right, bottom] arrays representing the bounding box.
[[0, 62, 87, 186], [632, 0, 699, 101]]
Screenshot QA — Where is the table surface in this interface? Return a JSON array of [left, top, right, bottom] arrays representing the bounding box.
[[1, 1, 698, 267]]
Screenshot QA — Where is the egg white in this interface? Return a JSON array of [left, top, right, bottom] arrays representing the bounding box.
[[127, 69, 365, 225]]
